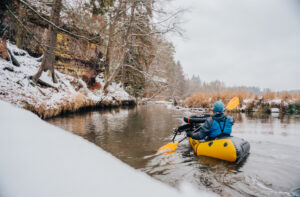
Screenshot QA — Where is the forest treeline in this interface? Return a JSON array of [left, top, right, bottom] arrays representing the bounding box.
[[184, 75, 300, 114], [0, 0, 188, 100], [1, 0, 300, 108]]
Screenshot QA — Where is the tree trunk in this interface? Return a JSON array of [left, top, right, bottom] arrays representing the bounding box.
[[121, 53, 127, 86], [0, 38, 10, 61], [103, 0, 136, 92], [104, 0, 123, 82], [104, 13, 115, 82], [16, 1, 25, 49], [7, 48, 20, 66], [32, 0, 62, 83]]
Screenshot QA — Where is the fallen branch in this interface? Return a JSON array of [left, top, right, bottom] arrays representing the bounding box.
[[7, 48, 20, 67], [29, 76, 59, 92], [37, 78, 59, 92], [37, 87, 46, 96], [3, 66, 14, 72], [141, 84, 169, 103]]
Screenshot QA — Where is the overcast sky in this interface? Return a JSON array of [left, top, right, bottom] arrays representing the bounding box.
[[169, 0, 300, 91]]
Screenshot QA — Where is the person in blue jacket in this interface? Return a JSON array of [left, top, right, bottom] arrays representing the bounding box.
[[186, 101, 235, 140]]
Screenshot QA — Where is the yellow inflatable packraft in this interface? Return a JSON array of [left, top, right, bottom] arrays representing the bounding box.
[[189, 136, 250, 163]]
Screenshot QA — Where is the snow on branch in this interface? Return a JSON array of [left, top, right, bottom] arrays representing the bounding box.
[[19, 0, 100, 43]]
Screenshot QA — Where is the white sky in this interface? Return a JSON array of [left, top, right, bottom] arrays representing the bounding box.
[[170, 0, 300, 91]]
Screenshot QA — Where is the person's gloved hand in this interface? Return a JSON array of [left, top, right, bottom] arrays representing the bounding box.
[[186, 130, 194, 138]]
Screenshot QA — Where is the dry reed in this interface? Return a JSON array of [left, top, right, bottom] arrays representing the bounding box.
[[185, 89, 300, 108], [185, 89, 253, 108]]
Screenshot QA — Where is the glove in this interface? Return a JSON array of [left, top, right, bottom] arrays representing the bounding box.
[[186, 130, 194, 138]]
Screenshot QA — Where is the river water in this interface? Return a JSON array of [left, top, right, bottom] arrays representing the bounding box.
[[47, 103, 300, 197]]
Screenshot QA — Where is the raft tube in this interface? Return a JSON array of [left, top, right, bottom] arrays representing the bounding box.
[[183, 114, 210, 124], [189, 136, 250, 163]]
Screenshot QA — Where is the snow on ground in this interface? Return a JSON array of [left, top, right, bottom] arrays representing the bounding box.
[[0, 101, 216, 197], [0, 42, 133, 118], [271, 108, 280, 113], [152, 76, 167, 83], [146, 100, 207, 113], [243, 99, 253, 104], [147, 100, 173, 105], [268, 99, 282, 105]]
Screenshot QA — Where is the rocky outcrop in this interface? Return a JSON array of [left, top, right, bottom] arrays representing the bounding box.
[[55, 32, 104, 79], [0, 42, 135, 119], [2, 1, 105, 82]]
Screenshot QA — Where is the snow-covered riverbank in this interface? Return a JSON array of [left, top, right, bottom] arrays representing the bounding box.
[[0, 101, 216, 197], [0, 42, 135, 119]]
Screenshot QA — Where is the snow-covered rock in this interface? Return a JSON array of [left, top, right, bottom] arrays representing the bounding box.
[[0, 100, 216, 197]]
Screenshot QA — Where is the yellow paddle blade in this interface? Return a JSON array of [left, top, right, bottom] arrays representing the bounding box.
[[157, 142, 179, 153], [226, 96, 240, 110]]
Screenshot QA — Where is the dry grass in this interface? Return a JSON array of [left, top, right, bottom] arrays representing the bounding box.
[[277, 91, 292, 101], [185, 89, 300, 108], [262, 91, 275, 100], [293, 92, 300, 103], [23, 93, 98, 119], [185, 89, 253, 108], [24, 91, 132, 119], [185, 92, 211, 108]]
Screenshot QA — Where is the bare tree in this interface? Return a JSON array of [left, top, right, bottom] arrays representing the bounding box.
[[101, 0, 184, 94], [104, 0, 124, 81], [32, 0, 62, 83], [103, 0, 137, 92]]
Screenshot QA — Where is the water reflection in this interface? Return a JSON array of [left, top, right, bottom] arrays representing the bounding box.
[[47, 104, 300, 197]]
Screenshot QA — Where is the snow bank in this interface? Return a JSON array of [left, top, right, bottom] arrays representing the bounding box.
[[268, 99, 282, 105], [271, 108, 280, 113], [148, 100, 173, 105], [243, 99, 253, 104], [0, 101, 216, 197], [0, 42, 134, 118]]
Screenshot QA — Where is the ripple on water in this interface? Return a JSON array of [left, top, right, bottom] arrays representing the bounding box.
[[47, 104, 300, 197]]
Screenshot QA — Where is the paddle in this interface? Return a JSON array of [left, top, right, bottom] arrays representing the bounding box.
[[157, 96, 240, 153], [225, 96, 240, 110]]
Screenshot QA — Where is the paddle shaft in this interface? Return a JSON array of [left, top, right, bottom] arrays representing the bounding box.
[[171, 129, 178, 142], [178, 136, 188, 143]]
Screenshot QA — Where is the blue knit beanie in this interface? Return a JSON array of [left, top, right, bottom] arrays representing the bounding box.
[[213, 101, 225, 112]]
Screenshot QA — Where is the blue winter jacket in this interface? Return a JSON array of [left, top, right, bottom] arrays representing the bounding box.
[[188, 112, 235, 140]]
